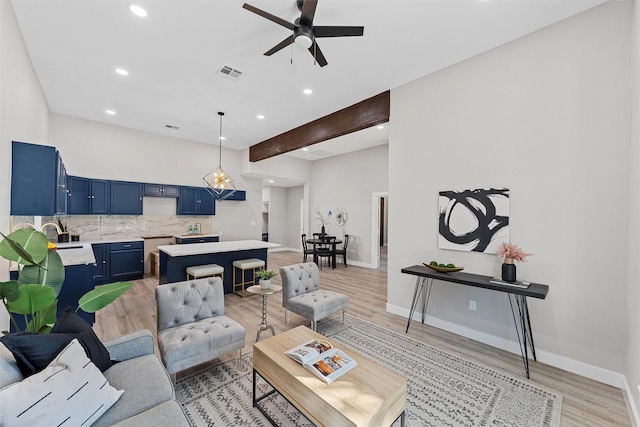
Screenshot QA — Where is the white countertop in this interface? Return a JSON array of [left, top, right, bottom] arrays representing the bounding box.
[[158, 240, 280, 257], [53, 242, 96, 266]]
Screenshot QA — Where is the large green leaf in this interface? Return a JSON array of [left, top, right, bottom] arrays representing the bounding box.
[[6, 284, 56, 314], [18, 250, 65, 295], [26, 301, 58, 333], [78, 281, 133, 313], [0, 230, 48, 266], [0, 280, 20, 302]]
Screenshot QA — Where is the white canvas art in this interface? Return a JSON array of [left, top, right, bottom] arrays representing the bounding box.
[[438, 188, 510, 254]]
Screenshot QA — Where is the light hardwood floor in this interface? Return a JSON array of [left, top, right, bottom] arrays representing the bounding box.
[[94, 250, 632, 426]]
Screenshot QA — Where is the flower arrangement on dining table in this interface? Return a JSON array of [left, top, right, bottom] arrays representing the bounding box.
[[496, 242, 531, 264]]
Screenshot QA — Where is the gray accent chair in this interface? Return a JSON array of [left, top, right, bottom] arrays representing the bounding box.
[[280, 262, 348, 331], [155, 277, 246, 378]]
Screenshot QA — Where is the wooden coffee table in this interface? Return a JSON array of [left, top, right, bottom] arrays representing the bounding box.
[[253, 326, 407, 427]]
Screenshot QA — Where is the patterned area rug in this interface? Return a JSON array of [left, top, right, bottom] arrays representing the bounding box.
[[175, 315, 562, 427]]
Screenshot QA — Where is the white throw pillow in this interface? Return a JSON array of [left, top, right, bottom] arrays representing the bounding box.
[[0, 338, 123, 427]]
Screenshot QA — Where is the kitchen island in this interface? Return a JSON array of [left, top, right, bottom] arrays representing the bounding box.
[[158, 240, 281, 294]]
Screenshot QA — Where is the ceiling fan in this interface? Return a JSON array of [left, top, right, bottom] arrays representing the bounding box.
[[242, 0, 364, 67]]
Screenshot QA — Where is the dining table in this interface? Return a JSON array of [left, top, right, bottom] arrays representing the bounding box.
[[306, 236, 343, 269]]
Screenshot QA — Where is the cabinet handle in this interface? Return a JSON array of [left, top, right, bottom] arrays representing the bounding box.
[[124, 244, 131, 248], [103, 260, 106, 264], [91, 195, 95, 199]]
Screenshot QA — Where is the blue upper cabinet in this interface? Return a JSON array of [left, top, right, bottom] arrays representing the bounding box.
[[55, 151, 68, 215], [110, 181, 143, 215], [219, 189, 246, 201], [177, 186, 215, 215], [144, 183, 180, 197], [11, 141, 58, 216], [68, 177, 110, 214]]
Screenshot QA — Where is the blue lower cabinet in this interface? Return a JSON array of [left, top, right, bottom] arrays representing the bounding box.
[[93, 241, 143, 285], [9, 264, 95, 329]]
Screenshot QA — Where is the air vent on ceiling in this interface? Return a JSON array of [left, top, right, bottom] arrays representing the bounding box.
[[216, 65, 244, 80], [165, 124, 180, 130]]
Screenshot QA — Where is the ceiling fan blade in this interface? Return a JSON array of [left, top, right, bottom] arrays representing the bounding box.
[[264, 36, 294, 56], [313, 26, 364, 38], [299, 0, 318, 27], [308, 41, 328, 67], [243, 3, 296, 31]]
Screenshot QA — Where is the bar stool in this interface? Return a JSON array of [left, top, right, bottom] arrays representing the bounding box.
[[186, 264, 224, 282], [232, 258, 265, 297]]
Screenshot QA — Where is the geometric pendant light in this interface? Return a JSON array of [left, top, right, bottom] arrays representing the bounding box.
[[203, 111, 237, 200]]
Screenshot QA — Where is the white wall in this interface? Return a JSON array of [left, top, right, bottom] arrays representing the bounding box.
[[285, 185, 304, 249], [626, 0, 640, 421], [389, 0, 631, 385], [0, 1, 51, 331], [49, 113, 263, 241], [310, 144, 388, 266]]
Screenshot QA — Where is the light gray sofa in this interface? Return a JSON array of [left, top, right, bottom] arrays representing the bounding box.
[[0, 329, 190, 426]]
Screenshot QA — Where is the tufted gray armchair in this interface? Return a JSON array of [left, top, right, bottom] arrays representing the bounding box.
[[279, 262, 348, 331], [155, 277, 246, 379]]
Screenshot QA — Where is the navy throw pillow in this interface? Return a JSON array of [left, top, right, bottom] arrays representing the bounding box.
[[51, 309, 113, 372], [0, 332, 74, 376]]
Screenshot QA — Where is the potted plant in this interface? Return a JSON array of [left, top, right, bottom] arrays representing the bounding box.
[[496, 242, 531, 283], [0, 229, 132, 333], [255, 269, 277, 289]]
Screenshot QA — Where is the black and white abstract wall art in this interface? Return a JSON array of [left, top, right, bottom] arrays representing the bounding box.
[[438, 187, 510, 254]]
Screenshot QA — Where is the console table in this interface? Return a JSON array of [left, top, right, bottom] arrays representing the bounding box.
[[401, 265, 549, 378]]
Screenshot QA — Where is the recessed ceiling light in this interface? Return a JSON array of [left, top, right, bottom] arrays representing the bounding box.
[[219, 136, 226, 140], [129, 4, 148, 17], [268, 180, 275, 183], [377, 125, 384, 129], [105, 110, 116, 115], [302, 148, 309, 151], [257, 115, 265, 119], [303, 89, 313, 95], [115, 68, 129, 76]]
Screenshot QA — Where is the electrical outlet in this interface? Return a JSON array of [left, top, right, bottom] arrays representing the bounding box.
[[469, 300, 477, 311]]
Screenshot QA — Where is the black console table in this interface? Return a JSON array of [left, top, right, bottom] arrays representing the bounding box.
[[401, 265, 549, 378]]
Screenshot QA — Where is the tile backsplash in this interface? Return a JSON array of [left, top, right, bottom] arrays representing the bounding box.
[[11, 215, 211, 242]]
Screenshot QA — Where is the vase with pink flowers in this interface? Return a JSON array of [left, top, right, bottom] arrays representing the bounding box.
[[496, 243, 531, 282]]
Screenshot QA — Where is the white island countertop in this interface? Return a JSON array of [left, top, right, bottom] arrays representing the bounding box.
[[158, 240, 280, 257]]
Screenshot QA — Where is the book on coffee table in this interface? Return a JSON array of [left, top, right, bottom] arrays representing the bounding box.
[[285, 339, 357, 384]]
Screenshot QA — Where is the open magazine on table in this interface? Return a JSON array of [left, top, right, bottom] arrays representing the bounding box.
[[284, 339, 357, 384]]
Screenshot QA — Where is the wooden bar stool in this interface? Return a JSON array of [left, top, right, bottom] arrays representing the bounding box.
[[232, 258, 265, 297], [186, 264, 224, 282]]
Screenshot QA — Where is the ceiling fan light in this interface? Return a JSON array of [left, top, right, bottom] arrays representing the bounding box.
[[295, 34, 313, 49]]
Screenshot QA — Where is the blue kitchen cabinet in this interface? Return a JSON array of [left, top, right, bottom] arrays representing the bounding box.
[[55, 151, 68, 215], [9, 263, 95, 328], [110, 181, 143, 214], [92, 243, 109, 282], [219, 189, 246, 201], [92, 241, 143, 285], [109, 241, 144, 281], [177, 186, 215, 215], [144, 183, 180, 197], [68, 177, 110, 214], [11, 141, 57, 215]]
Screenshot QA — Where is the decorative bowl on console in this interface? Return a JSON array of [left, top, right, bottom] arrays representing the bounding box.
[[423, 262, 464, 273]]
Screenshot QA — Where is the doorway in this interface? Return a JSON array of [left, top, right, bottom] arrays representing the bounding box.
[[371, 192, 388, 269]]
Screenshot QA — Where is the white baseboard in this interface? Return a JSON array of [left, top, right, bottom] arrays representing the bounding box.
[[622, 379, 640, 427], [386, 302, 627, 389]]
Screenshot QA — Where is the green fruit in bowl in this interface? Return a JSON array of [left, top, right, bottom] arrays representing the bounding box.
[[438, 263, 446, 267], [430, 261, 438, 266], [446, 263, 456, 268]]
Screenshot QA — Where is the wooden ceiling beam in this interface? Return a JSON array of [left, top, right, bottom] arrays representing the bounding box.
[[249, 90, 390, 162]]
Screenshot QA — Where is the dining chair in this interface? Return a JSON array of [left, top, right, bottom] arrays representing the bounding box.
[[316, 236, 335, 270], [301, 234, 315, 262], [334, 234, 349, 267]]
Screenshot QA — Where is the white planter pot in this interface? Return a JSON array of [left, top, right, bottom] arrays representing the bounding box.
[[259, 279, 271, 289]]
